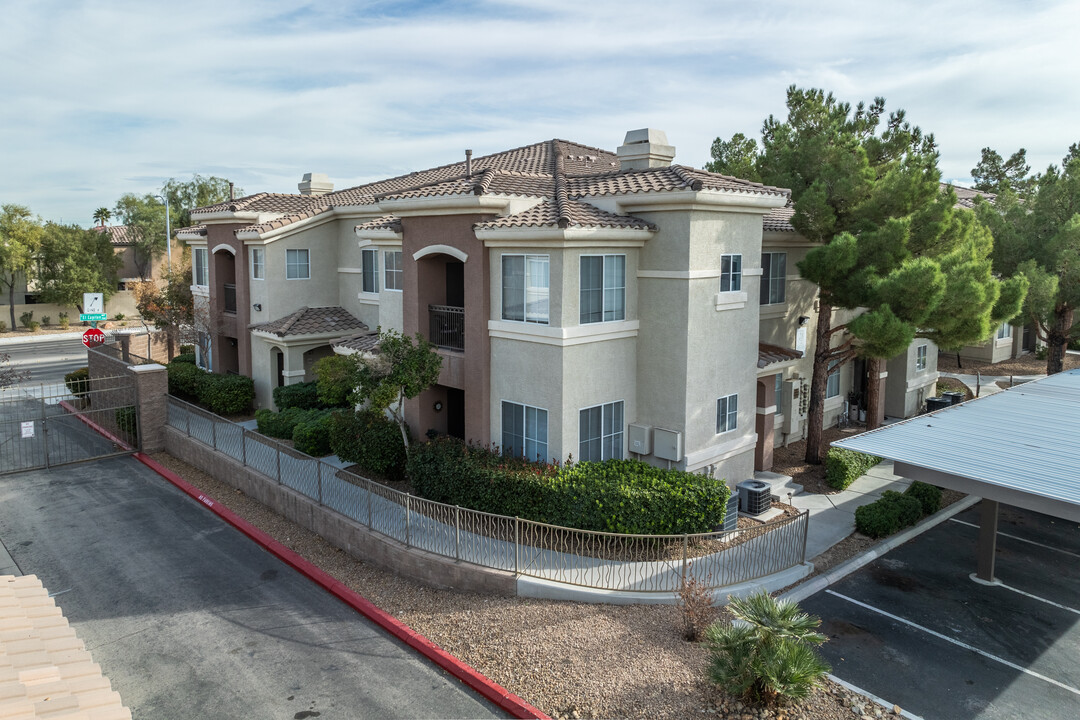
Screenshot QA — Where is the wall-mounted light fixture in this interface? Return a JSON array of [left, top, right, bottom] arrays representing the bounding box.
[[433, 401, 444, 412], [798, 315, 810, 326], [253, 303, 262, 312]]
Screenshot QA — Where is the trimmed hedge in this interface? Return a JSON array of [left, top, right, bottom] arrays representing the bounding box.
[[273, 381, 322, 411], [196, 373, 255, 415], [64, 367, 90, 397], [329, 410, 410, 480], [855, 490, 924, 538], [904, 481, 942, 516], [407, 439, 731, 535], [314, 354, 356, 408], [255, 407, 328, 440], [171, 352, 197, 365], [167, 362, 205, 399], [293, 413, 334, 457], [826, 448, 882, 490]]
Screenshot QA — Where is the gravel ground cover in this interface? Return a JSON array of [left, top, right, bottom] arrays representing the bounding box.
[[937, 349, 1078, 375], [148, 451, 907, 720]]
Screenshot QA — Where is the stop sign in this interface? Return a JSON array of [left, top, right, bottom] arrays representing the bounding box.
[[82, 328, 106, 348]]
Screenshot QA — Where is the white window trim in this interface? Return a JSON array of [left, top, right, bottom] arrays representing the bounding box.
[[286, 248, 310, 280], [719, 253, 743, 293], [760, 251, 787, 306], [250, 247, 265, 281], [579, 254, 626, 325], [384, 250, 403, 292], [716, 393, 738, 435], [361, 248, 379, 295], [915, 344, 928, 373], [501, 253, 550, 325], [193, 247, 209, 287], [578, 400, 625, 462], [501, 400, 549, 462]]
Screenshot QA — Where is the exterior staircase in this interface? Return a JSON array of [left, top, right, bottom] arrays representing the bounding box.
[[754, 470, 803, 503]]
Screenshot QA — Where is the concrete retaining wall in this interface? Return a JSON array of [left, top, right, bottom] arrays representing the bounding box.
[[163, 426, 517, 596]]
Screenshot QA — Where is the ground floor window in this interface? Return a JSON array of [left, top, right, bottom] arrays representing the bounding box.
[[826, 362, 841, 398], [502, 401, 548, 462], [716, 394, 738, 434], [579, 401, 624, 462]]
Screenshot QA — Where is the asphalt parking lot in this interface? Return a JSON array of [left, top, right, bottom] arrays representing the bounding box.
[[801, 503, 1080, 719], [0, 456, 504, 719]]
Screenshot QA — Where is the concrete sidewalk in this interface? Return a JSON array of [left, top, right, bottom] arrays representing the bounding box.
[[939, 371, 1043, 397], [790, 459, 913, 560]]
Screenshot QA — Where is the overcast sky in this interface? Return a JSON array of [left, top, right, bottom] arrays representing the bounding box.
[[2, 0, 1078, 226]]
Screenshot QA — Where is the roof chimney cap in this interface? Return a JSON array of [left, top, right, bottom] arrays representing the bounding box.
[[617, 128, 676, 170], [298, 172, 334, 196]]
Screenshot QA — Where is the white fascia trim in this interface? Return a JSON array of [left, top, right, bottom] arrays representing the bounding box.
[[477, 226, 652, 246], [177, 231, 207, 242], [355, 227, 403, 242], [377, 194, 511, 216], [757, 358, 801, 375], [488, 319, 639, 347], [339, 267, 362, 274], [906, 371, 940, 391], [743, 268, 764, 277], [190, 285, 210, 297], [715, 291, 748, 311], [211, 244, 236, 256], [683, 434, 757, 469], [236, 212, 333, 242], [414, 244, 468, 263], [250, 328, 355, 345], [356, 296, 380, 306], [637, 269, 719, 280], [756, 405, 778, 415], [612, 189, 788, 213], [194, 210, 270, 224], [185, 240, 207, 248]]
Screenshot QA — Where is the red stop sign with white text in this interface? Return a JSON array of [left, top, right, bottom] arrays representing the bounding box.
[[82, 328, 106, 348]]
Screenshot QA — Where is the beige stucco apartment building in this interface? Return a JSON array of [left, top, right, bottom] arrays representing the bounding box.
[[177, 130, 937, 485]]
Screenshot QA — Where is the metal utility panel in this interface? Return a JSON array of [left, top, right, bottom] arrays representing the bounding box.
[[653, 428, 682, 462], [627, 424, 652, 455]]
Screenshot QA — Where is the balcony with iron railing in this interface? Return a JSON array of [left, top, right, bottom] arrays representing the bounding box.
[[223, 283, 237, 314], [429, 304, 464, 351]]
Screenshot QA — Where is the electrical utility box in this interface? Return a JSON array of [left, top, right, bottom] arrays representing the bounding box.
[[627, 424, 653, 455], [653, 428, 683, 462]]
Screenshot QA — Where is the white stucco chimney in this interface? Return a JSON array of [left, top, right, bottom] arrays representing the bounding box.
[[616, 129, 676, 171], [298, 172, 334, 196]]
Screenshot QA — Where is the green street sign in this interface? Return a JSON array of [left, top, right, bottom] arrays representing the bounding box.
[[80, 313, 107, 322]]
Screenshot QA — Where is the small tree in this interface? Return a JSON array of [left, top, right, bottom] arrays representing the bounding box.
[[353, 329, 442, 448], [35, 222, 122, 311], [314, 353, 357, 408], [1, 351, 29, 388], [704, 592, 830, 706], [0, 204, 45, 331], [133, 261, 194, 360]]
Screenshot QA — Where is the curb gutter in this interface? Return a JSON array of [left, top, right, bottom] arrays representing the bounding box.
[[134, 452, 549, 720]]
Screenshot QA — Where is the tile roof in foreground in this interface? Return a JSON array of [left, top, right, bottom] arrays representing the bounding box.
[[331, 330, 381, 354], [758, 342, 803, 368], [763, 206, 796, 233], [250, 306, 368, 338], [354, 215, 403, 233], [475, 198, 656, 231], [174, 224, 208, 237]]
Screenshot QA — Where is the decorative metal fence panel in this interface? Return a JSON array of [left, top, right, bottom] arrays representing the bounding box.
[[0, 377, 138, 475], [165, 397, 808, 593]]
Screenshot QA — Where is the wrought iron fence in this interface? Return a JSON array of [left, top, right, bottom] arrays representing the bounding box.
[[429, 304, 464, 351], [165, 397, 807, 593]]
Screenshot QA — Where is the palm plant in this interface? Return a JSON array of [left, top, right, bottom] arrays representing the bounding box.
[[703, 591, 830, 705], [92, 207, 111, 228]]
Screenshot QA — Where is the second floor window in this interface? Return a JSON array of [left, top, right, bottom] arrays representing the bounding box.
[[580, 255, 626, 324], [286, 249, 310, 280], [362, 248, 379, 293], [760, 252, 786, 305], [193, 248, 208, 286], [384, 250, 403, 291], [251, 247, 265, 280], [502, 254, 549, 324], [720, 254, 742, 293], [916, 344, 928, 372], [826, 362, 841, 398]]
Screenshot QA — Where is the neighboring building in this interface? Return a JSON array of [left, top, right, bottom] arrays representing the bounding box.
[[177, 130, 934, 484]]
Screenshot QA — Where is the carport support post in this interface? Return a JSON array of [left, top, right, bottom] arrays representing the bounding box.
[[977, 498, 1000, 582]]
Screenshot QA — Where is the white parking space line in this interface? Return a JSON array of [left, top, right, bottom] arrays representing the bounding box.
[[825, 590, 1080, 697], [992, 581, 1080, 617], [949, 518, 1080, 559]]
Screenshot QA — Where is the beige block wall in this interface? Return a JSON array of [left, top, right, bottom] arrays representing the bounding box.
[[885, 339, 939, 417]]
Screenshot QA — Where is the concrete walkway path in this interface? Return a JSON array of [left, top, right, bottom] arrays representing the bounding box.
[[939, 371, 1043, 397]]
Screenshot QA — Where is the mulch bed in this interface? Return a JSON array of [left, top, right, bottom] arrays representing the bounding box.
[[937, 349, 1078, 376]]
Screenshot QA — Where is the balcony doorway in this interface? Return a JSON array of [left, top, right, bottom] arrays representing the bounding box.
[[446, 387, 465, 440], [426, 258, 465, 351]]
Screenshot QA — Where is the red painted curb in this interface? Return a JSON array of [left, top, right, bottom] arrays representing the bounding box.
[[133, 452, 549, 720], [59, 400, 133, 450]]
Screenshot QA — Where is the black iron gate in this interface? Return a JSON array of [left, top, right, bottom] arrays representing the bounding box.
[[0, 374, 139, 475]]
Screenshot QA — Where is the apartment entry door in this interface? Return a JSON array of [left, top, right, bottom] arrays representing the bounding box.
[[446, 261, 464, 307], [446, 388, 465, 440]]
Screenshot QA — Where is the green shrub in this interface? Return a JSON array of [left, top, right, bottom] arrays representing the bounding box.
[[196, 373, 255, 415], [19, 311, 33, 329], [180, 344, 194, 354], [113, 313, 125, 321], [0, 320, 6, 332], [115, 406, 138, 442], [854, 490, 923, 538], [255, 407, 326, 439], [41, 315, 51, 327], [58, 312, 69, 329], [293, 413, 335, 457], [171, 352, 197, 365], [407, 440, 730, 535], [704, 592, 830, 705], [273, 381, 322, 410], [330, 410, 410, 480], [28, 321, 40, 331], [1036, 346, 1048, 360], [64, 367, 90, 396], [314, 354, 357, 408], [826, 448, 882, 490], [167, 361, 205, 399], [904, 481, 942, 516]]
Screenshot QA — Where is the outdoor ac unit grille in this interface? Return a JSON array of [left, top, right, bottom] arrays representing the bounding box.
[[737, 480, 772, 516]]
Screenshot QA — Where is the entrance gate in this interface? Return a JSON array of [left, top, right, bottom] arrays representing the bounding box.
[[0, 375, 139, 475]]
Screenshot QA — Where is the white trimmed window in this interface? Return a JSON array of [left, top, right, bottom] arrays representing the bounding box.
[[580, 255, 626, 324], [193, 247, 208, 286], [760, 252, 787, 304], [775, 373, 784, 415], [716, 394, 738, 434], [579, 401, 624, 462], [502, 401, 548, 461], [826, 362, 841, 398], [502, 254, 549, 324], [384, 250, 403, 291], [916, 344, 928, 372], [251, 247, 265, 280], [361, 248, 379, 293], [286, 249, 310, 280], [720, 254, 742, 293], [997, 322, 1012, 340]]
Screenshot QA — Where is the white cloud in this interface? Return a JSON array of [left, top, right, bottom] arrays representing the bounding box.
[[1, 0, 1078, 224]]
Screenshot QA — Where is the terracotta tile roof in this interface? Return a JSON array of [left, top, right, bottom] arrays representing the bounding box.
[[174, 224, 208, 237], [331, 330, 381, 354], [378, 170, 557, 201], [241, 205, 334, 234], [568, 165, 789, 198], [355, 215, 403, 233], [250, 306, 368, 338], [758, 342, 803, 368], [93, 225, 142, 246], [763, 206, 796, 233], [475, 198, 655, 231], [192, 192, 317, 216], [944, 183, 996, 210]]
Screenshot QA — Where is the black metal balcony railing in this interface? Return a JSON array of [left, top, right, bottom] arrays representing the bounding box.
[[429, 304, 464, 351], [223, 284, 237, 314]]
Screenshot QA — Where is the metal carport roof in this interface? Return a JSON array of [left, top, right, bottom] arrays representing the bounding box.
[[833, 368, 1080, 524]]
